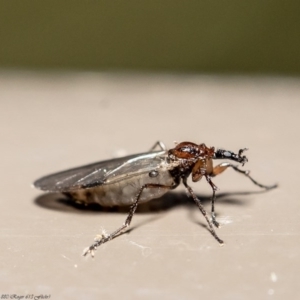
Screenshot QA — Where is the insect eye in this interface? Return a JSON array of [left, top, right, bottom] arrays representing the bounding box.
[[149, 170, 159, 178]]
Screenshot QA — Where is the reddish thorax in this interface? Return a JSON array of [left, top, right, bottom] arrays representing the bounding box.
[[168, 142, 216, 182]]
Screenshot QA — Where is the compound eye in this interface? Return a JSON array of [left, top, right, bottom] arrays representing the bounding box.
[[149, 170, 159, 178]]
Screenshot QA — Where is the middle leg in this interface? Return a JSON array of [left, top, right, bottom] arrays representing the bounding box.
[[182, 177, 224, 244], [83, 182, 177, 257], [207, 162, 277, 227]]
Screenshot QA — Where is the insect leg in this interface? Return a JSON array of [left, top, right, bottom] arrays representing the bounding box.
[[149, 141, 166, 151], [204, 175, 220, 228], [212, 163, 278, 190], [182, 177, 224, 245], [83, 182, 177, 257]]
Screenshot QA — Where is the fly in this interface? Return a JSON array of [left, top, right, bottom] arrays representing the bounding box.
[[33, 141, 277, 257]]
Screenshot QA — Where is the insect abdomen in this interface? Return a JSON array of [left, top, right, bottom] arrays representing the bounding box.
[[66, 170, 174, 206]]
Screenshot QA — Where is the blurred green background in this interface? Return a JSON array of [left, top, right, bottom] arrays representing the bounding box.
[[1, 0, 299, 74]]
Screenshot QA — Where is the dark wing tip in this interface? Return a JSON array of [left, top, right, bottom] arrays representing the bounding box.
[[32, 177, 56, 192], [32, 174, 70, 192]]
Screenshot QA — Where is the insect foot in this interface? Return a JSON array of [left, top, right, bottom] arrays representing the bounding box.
[[211, 212, 221, 228], [82, 234, 112, 257], [83, 223, 130, 257], [238, 148, 248, 166]]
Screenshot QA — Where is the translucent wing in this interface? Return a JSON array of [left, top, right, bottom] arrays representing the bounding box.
[[33, 150, 168, 192]]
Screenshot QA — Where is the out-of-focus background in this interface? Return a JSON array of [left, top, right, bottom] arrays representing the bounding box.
[[1, 2, 300, 300], [1, 0, 300, 74]]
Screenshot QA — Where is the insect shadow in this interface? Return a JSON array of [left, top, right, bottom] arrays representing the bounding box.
[[34, 189, 269, 215], [34, 189, 271, 237]]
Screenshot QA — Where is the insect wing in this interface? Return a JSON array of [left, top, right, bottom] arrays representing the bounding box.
[[33, 150, 167, 192]]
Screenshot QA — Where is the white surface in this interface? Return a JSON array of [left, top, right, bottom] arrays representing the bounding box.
[[0, 71, 299, 299]]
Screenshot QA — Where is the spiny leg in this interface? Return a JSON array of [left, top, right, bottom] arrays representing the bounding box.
[[182, 177, 224, 245], [83, 183, 176, 257], [204, 175, 220, 228], [212, 162, 278, 190]]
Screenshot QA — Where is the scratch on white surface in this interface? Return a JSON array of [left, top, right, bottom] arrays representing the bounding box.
[[129, 241, 152, 257], [61, 254, 78, 268], [61, 254, 71, 261]]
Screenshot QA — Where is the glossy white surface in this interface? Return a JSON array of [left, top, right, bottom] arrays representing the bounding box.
[[0, 71, 299, 299]]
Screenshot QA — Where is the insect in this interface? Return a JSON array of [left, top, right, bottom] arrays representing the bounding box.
[[33, 141, 277, 257]]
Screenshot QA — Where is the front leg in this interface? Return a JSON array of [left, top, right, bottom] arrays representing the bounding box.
[[212, 162, 277, 190], [207, 162, 277, 228]]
